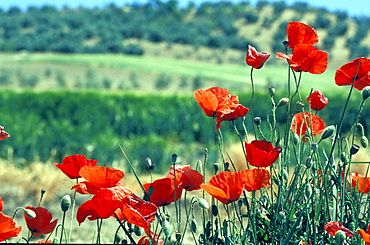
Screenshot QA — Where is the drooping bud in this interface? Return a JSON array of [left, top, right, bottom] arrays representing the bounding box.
[[292, 132, 299, 145], [357, 123, 365, 136], [145, 157, 155, 170], [361, 135, 369, 148], [295, 100, 305, 112], [277, 98, 289, 108], [213, 162, 219, 174], [321, 125, 336, 140], [23, 208, 36, 218], [61, 195, 71, 212], [196, 197, 209, 210], [172, 154, 177, 164], [362, 86, 370, 100], [52, 237, 60, 244], [191, 219, 198, 233]]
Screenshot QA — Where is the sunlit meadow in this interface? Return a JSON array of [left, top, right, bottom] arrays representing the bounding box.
[[2, 21, 370, 245]]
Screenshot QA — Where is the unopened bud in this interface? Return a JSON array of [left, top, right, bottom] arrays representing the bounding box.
[[191, 219, 198, 233], [283, 41, 289, 49], [321, 125, 336, 140], [277, 98, 289, 108], [340, 153, 348, 164], [134, 225, 142, 236], [196, 197, 209, 210], [23, 208, 36, 218], [361, 136, 369, 148], [212, 204, 218, 216], [311, 143, 318, 152], [163, 220, 172, 237], [268, 86, 275, 96], [292, 133, 299, 145], [175, 232, 182, 242], [253, 117, 261, 126], [335, 230, 346, 245], [362, 86, 370, 100], [172, 154, 177, 164], [350, 144, 360, 155], [213, 162, 219, 174], [61, 195, 71, 212], [114, 233, 123, 244], [145, 157, 155, 170], [295, 100, 305, 111], [52, 237, 60, 244]]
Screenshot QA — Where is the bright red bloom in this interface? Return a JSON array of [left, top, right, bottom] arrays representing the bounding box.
[[358, 224, 370, 244], [55, 154, 98, 179], [0, 198, 3, 212], [291, 111, 325, 137], [335, 57, 370, 90], [306, 90, 328, 111], [166, 165, 204, 191], [324, 221, 354, 237], [286, 21, 319, 48], [37, 239, 53, 244], [0, 126, 10, 140], [349, 172, 370, 193], [143, 177, 183, 207], [24, 206, 58, 237], [245, 140, 281, 168], [240, 169, 271, 191], [277, 44, 328, 74], [246, 45, 270, 69], [0, 213, 22, 242], [201, 171, 244, 204], [215, 104, 249, 130]]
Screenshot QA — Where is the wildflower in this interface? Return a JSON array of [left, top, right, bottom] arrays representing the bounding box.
[[166, 165, 204, 191], [286, 21, 319, 48], [24, 206, 58, 237], [55, 154, 98, 179], [194, 87, 249, 129], [201, 171, 244, 204], [324, 221, 354, 237], [277, 44, 328, 74], [138, 229, 164, 245], [306, 90, 328, 111], [0, 213, 22, 242], [349, 172, 370, 193], [245, 140, 281, 168], [335, 57, 370, 90], [291, 111, 325, 137], [240, 169, 271, 191], [0, 125, 10, 140], [143, 177, 183, 207], [246, 45, 270, 69], [358, 224, 370, 244]]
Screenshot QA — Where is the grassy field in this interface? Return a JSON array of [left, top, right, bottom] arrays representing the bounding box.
[[0, 49, 341, 95]]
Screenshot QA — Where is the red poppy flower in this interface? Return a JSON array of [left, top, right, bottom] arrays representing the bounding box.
[[286, 21, 319, 48], [246, 45, 270, 69], [166, 165, 204, 191], [36, 239, 53, 244], [0, 126, 10, 140], [55, 154, 98, 179], [240, 169, 271, 191], [335, 57, 370, 90], [291, 111, 325, 137], [201, 171, 244, 204], [245, 140, 281, 168], [215, 104, 250, 130], [24, 206, 58, 237], [0, 213, 22, 242], [0, 198, 3, 212], [76, 189, 123, 224], [349, 172, 370, 193], [194, 87, 240, 117], [143, 177, 183, 207], [277, 44, 328, 74], [324, 221, 354, 237], [306, 90, 328, 111], [358, 224, 370, 244]]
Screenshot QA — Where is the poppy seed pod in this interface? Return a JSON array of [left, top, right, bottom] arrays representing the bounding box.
[[212, 204, 219, 216], [254, 117, 262, 126], [321, 125, 336, 140], [350, 144, 360, 155], [362, 86, 370, 100], [61, 195, 71, 212]]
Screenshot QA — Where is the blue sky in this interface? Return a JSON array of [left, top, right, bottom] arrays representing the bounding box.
[[1, 0, 369, 17]]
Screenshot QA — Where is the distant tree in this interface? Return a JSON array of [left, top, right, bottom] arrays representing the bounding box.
[[155, 73, 171, 90], [313, 14, 331, 29]]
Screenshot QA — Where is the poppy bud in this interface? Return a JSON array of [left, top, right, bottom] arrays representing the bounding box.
[[172, 154, 177, 164], [191, 219, 198, 233], [162, 220, 172, 237], [350, 144, 360, 155], [196, 197, 209, 210], [41, 188, 46, 195], [224, 162, 230, 171], [292, 132, 299, 145], [52, 237, 60, 244], [213, 162, 219, 174], [254, 117, 261, 126], [277, 98, 289, 108], [362, 86, 370, 100], [134, 225, 142, 236], [321, 125, 336, 140], [145, 157, 155, 170], [283, 41, 289, 49], [282, 169, 289, 181], [23, 208, 36, 218], [114, 233, 123, 244], [268, 86, 275, 96], [304, 183, 312, 198], [295, 100, 305, 112], [335, 230, 346, 245], [175, 232, 182, 242], [61, 195, 71, 212], [305, 156, 312, 168], [361, 135, 369, 148], [212, 204, 219, 216]]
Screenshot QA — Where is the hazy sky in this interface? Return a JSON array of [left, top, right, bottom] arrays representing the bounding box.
[[1, 0, 369, 17]]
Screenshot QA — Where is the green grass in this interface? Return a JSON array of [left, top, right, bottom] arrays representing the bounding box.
[[0, 52, 341, 95]]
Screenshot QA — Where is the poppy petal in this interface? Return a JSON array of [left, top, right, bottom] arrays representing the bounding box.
[[79, 166, 124, 188], [287, 21, 319, 48]]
